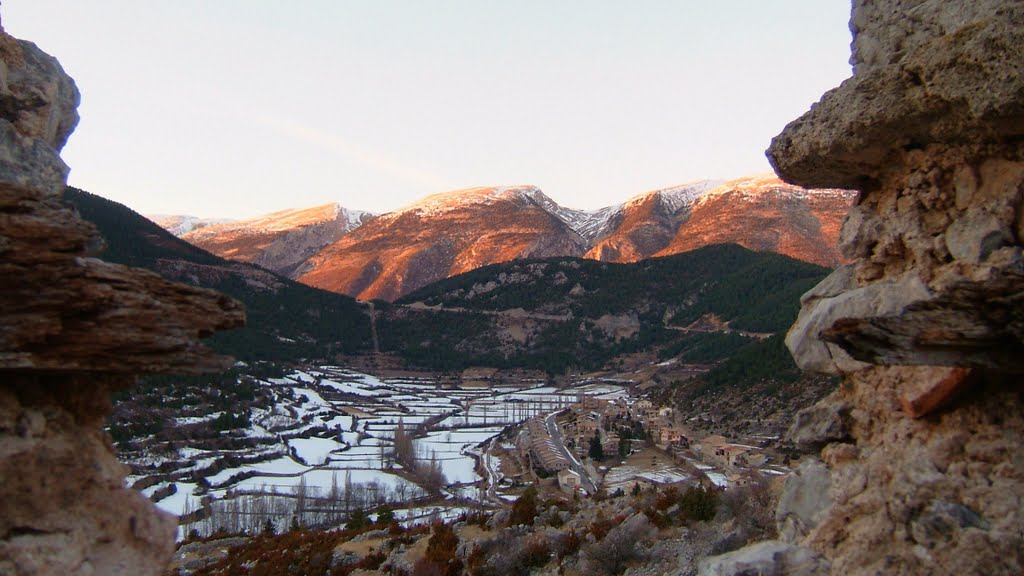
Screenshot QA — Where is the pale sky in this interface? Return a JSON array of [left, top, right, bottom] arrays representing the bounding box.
[[5, 1, 853, 219]]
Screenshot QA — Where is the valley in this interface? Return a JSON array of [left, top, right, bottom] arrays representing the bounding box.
[[118, 361, 796, 542], [5, 2, 1020, 573], [71, 183, 840, 572]]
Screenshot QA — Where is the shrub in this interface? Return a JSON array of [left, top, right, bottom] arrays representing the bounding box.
[[509, 485, 538, 526], [655, 486, 679, 511], [555, 529, 582, 561], [678, 485, 720, 523], [346, 508, 368, 531], [589, 516, 615, 541], [521, 537, 551, 570], [470, 532, 553, 576], [356, 550, 387, 571], [376, 505, 396, 526], [421, 522, 462, 576], [716, 476, 776, 540], [190, 529, 351, 576], [578, 514, 657, 576]]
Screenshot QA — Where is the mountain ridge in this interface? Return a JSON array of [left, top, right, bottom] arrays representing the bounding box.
[[153, 175, 855, 301], [175, 202, 375, 277]]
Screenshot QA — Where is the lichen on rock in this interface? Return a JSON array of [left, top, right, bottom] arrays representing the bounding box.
[[710, 1, 1024, 574], [0, 16, 244, 576]]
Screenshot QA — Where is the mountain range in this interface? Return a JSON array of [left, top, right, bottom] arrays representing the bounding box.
[[67, 183, 836, 417], [153, 175, 855, 301]]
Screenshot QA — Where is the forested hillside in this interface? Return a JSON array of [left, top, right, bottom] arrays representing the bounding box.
[[383, 245, 829, 373], [66, 187, 830, 384], [64, 187, 374, 361], [399, 244, 827, 333]]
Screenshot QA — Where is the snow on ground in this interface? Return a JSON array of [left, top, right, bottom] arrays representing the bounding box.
[[153, 482, 200, 517], [153, 365, 634, 527], [289, 371, 318, 383], [323, 414, 355, 430], [173, 412, 222, 426], [603, 463, 691, 491], [291, 387, 330, 411], [414, 427, 502, 484], [705, 472, 730, 488], [289, 437, 344, 465], [227, 468, 421, 499], [392, 505, 473, 526], [205, 455, 311, 487], [319, 378, 388, 397]]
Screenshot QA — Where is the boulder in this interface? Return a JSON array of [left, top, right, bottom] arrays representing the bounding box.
[[787, 397, 852, 450], [786, 271, 931, 374], [767, 1, 1024, 191], [699, 540, 830, 576], [776, 458, 832, 544]]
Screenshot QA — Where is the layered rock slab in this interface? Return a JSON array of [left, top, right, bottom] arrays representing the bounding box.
[[0, 20, 243, 576]]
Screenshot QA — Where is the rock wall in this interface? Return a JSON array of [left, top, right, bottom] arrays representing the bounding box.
[[705, 1, 1024, 575], [0, 20, 244, 576]]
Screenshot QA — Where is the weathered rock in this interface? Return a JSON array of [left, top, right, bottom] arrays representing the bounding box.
[[788, 395, 852, 450], [762, 1, 1024, 574], [786, 271, 931, 374], [898, 367, 974, 418], [160, 535, 250, 575], [1, 256, 243, 372], [823, 264, 1024, 371], [0, 19, 243, 576], [767, 1, 1024, 191], [776, 458, 832, 544], [909, 499, 991, 550], [0, 377, 178, 575], [698, 540, 830, 576]]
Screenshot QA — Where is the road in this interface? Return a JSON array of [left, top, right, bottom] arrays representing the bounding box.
[[480, 437, 504, 505], [663, 322, 772, 340], [405, 301, 570, 322], [366, 301, 381, 354], [544, 412, 597, 494]]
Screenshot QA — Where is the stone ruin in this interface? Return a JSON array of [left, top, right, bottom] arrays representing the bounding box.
[[705, 1, 1024, 574], [0, 20, 243, 576]]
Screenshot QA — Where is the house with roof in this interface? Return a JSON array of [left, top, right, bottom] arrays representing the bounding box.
[[558, 468, 582, 493]]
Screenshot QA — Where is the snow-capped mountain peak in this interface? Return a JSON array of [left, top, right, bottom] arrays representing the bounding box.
[[392, 185, 547, 219]]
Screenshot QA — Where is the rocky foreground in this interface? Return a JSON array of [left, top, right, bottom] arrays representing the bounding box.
[[2, 0, 1023, 575], [749, 0, 1024, 573], [0, 18, 243, 576]]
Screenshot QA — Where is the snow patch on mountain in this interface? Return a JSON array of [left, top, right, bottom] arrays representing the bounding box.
[[546, 180, 721, 243], [344, 207, 374, 230], [385, 185, 561, 220], [176, 203, 374, 243], [148, 214, 234, 237], [695, 174, 855, 205], [657, 179, 724, 213]]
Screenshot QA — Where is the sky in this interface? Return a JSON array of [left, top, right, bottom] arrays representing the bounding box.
[[4, 1, 853, 219]]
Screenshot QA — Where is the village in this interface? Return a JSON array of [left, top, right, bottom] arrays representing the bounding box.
[[493, 393, 791, 499]]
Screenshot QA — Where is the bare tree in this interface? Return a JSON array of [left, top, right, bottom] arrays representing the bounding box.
[[294, 475, 307, 526], [344, 469, 353, 513]]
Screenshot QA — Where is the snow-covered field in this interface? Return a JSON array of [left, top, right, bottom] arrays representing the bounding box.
[[602, 462, 692, 492], [132, 365, 626, 535]]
